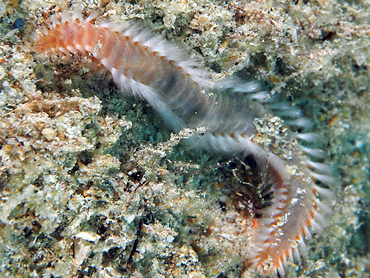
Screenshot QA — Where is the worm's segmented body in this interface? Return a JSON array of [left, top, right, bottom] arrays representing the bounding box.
[[34, 9, 332, 276]]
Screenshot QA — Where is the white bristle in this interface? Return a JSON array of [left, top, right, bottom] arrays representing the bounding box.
[[85, 10, 99, 22], [286, 117, 312, 127], [295, 132, 320, 142], [61, 10, 70, 24], [299, 146, 326, 159], [310, 171, 335, 185], [307, 161, 331, 173]]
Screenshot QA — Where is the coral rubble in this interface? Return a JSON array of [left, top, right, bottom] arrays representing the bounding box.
[[0, 0, 369, 277]]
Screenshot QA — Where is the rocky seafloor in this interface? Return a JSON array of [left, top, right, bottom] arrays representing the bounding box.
[[0, 0, 369, 277]]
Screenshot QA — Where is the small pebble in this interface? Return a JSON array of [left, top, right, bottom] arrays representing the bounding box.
[[42, 127, 56, 141], [14, 18, 24, 29]]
